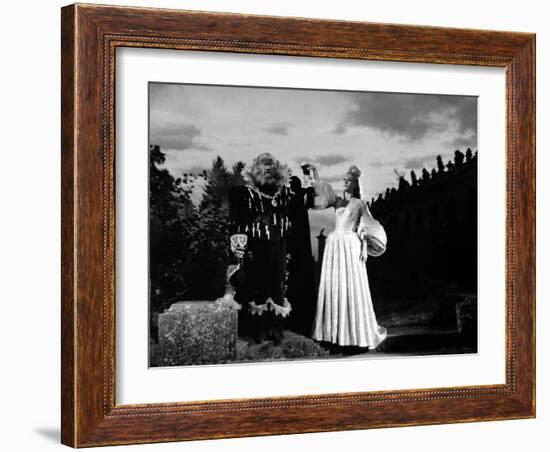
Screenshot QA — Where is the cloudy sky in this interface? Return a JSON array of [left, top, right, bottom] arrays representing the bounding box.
[[149, 82, 477, 257]]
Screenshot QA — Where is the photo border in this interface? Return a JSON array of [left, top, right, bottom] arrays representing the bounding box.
[[61, 4, 535, 447]]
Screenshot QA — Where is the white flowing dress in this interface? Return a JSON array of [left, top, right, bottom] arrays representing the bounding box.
[[312, 182, 387, 348]]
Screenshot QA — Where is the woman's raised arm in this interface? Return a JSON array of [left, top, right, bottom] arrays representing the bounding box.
[[306, 164, 337, 209]]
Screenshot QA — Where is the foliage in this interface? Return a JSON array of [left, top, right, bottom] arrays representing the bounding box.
[[149, 145, 198, 314], [191, 156, 233, 300], [369, 149, 478, 302], [149, 146, 245, 317]]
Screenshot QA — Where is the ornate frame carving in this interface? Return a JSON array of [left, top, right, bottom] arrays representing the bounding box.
[[61, 4, 535, 447]]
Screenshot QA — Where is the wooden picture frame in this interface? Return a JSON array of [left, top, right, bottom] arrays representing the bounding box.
[[61, 3, 535, 447]]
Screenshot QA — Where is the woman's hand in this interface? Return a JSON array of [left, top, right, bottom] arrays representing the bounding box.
[[359, 239, 368, 263], [303, 162, 319, 181]]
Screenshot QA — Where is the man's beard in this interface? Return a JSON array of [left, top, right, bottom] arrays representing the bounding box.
[[256, 172, 277, 186], [245, 161, 289, 191]]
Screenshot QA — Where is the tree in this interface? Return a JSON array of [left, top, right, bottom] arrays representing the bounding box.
[[454, 150, 465, 166], [436, 155, 445, 173], [410, 170, 418, 187], [149, 145, 198, 315], [397, 175, 410, 192], [200, 156, 231, 210], [421, 168, 430, 182], [190, 156, 235, 300], [394, 170, 410, 194], [230, 161, 246, 186], [149, 152, 248, 309]]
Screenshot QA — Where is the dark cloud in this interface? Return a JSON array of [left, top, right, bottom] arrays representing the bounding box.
[[149, 83, 186, 111], [265, 122, 294, 136], [149, 122, 209, 152], [335, 92, 477, 144], [452, 99, 478, 135], [331, 123, 347, 135], [315, 154, 350, 166], [293, 153, 350, 167]]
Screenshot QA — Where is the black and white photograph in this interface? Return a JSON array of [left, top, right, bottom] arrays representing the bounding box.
[[148, 82, 478, 367]]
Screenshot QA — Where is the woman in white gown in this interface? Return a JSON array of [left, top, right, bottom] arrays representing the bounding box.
[[309, 164, 387, 349]]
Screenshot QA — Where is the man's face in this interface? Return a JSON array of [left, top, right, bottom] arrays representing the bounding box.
[[258, 158, 276, 184]]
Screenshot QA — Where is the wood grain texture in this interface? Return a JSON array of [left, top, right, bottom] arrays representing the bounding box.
[[60, 3, 536, 447], [60, 5, 76, 447]]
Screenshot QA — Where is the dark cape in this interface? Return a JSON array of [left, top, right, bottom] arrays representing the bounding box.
[[286, 186, 317, 336], [228, 184, 291, 338]]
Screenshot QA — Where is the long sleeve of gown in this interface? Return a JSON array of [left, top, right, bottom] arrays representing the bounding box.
[[310, 177, 336, 209], [357, 202, 387, 257]]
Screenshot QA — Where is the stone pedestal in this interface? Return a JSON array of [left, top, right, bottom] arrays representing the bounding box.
[[157, 301, 237, 366]]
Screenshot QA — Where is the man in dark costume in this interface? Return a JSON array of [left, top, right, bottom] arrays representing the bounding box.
[[228, 153, 292, 345], [286, 175, 316, 336]]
